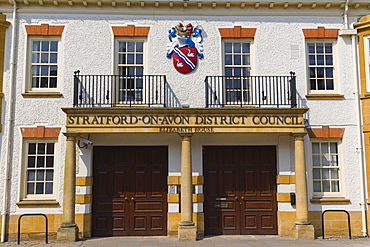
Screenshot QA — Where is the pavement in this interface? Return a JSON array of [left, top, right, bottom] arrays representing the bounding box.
[[3, 235, 370, 247]]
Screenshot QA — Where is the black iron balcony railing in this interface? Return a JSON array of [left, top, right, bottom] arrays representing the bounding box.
[[205, 73, 297, 108], [73, 71, 167, 107]]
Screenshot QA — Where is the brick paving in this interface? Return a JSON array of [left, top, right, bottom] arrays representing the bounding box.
[[2, 235, 370, 247]]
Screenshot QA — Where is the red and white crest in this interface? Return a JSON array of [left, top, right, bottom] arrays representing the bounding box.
[[166, 23, 204, 74], [172, 47, 198, 74]]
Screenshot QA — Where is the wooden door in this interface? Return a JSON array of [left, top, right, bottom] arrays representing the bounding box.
[[92, 146, 168, 236], [204, 146, 277, 235]]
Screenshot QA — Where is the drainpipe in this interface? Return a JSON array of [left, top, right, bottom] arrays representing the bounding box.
[[1, 1, 17, 242], [353, 32, 369, 237], [343, 0, 350, 29]]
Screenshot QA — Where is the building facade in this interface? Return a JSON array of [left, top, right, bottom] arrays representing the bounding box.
[[0, 0, 369, 242]]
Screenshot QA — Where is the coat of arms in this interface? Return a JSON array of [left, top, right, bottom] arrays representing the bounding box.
[[166, 23, 204, 74]]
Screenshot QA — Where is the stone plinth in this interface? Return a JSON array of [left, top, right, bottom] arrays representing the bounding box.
[[178, 225, 197, 241], [293, 224, 315, 240]]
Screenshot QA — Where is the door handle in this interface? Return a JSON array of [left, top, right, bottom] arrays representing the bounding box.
[[234, 196, 238, 200], [131, 197, 135, 201], [124, 197, 128, 201], [241, 196, 245, 200]]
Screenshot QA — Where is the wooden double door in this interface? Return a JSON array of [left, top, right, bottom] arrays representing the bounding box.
[[92, 146, 168, 236], [204, 146, 277, 235]]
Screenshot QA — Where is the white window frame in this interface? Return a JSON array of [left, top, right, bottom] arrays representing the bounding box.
[[365, 35, 370, 92], [21, 139, 57, 200], [222, 39, 254, 104], [114, 38, 147, 104], [306, 40, 338, 94], [27, 37, 61, 93], [310, 139, 342, 197]]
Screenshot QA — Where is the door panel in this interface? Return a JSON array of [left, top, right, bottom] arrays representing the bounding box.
[[204, 146, 277, 235], [92, 146, 167, 236]]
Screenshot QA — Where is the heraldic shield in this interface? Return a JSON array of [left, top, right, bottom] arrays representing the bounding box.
[[166, 23, 204, 74], [172, 47, 198, 74]]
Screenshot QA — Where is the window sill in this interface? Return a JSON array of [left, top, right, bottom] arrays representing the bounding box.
[[310, 197, 350, 204], [16, 200, 59, 207], [305, 94, 344, 100], [22, 92, 63, 98]]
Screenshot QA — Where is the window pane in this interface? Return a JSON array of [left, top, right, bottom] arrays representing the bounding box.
[[308, 43, 315, 53], [50, 41, 58, 52], [234, 43, 241, 53], [127, 54, 134, 64], [46, 170, 54, 181], [309, 55, 316, 65], [234, 55, 241, 65], [326, 79, 334, 90], [37, 156, 45, 167], [27, 183, 35, 194], [224, 43, 232, 53], [225, 55, 232, 65], [326, 68, 333, 78], [136, 54, 143, 64], [36, 170, 45, 181], [136, 42, 143, 52], [242, 55, 250, 66], [313, 181, 321, 192], [45, 183, 53, 194], [312, 155, 320, 166], [32, 53, 40, 63], [317, 68, 325, 78], [242, 43, 250, 53], [310, 79, 316, 90], [32, 77, 40, 88], [127, 42, 135, 52], [313, 168, 321, 179], [28, 156, 36, 167], [331, 181, 339, 192], [33, 41, 41, 51], [41, 53, 49, 63], [321, 143, 328, 153], [330, 142, 338, 153], [32, 66, 40, 76], [36, 183, 44, 194], [325, 43, 332, 53], [317, 55, 324, 65], [331, 169, 339, 179], [330, 155, 338, 166], [41, 41, 49, 51], [50, 53, 58, 63], [119, 42, 126, 52], [41, 66, 48, 76], [29, 143, 36, 154], [316, 43, 324, 53], [50, 78, 57, 88], [312, 143, 320, 154], [47, 143, 54, 154], [325, 55, 333, 65], [50, 66, 57, 76], [322, 168, 329, 179], [322, 155, 330, 166], [322, 181, 330, 192], [27, 170, 35, 181], [46, 156, 54, 167]]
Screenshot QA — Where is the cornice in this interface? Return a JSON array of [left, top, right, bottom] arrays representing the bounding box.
[[0, 0, 370, 16]]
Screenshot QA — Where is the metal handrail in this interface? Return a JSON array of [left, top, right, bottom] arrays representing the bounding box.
[[205, 73, 297, 108], [73, 71, 167, 108], [321, 209, 351, 239], [18, 213, 48, 245]]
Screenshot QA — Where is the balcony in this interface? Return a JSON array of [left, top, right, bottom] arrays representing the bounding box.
[[73, 72, 297, 108], [73, 72, 168, 107], [205, 73, 297, 108]]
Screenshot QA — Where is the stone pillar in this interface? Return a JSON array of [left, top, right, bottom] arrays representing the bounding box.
[[57, 133, 79, 241], [292, 133, 315, 239], [178, 133, 197, 241]]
